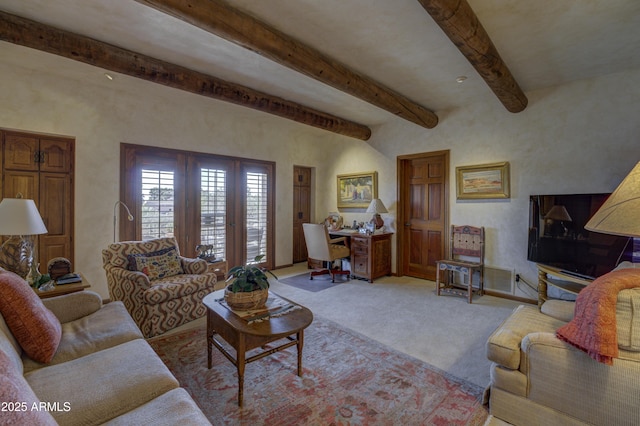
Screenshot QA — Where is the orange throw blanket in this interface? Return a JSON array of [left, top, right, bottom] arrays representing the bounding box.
[[556, 268, 640, 365]]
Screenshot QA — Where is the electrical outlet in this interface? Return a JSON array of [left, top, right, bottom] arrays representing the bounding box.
[[515, 273, 521, 282]]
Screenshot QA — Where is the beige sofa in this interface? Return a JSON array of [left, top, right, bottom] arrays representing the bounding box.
[[486, 266, 640, 425], [0, 268, 210, 425]]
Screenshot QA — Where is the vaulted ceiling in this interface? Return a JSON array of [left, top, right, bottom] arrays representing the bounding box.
[[1, 0, 639, 139]]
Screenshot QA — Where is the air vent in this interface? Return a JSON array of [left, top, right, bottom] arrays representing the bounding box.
[[483, 266, 514, 294]]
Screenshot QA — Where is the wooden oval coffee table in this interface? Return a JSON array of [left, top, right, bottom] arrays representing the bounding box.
[[203, 290, 313, 406]]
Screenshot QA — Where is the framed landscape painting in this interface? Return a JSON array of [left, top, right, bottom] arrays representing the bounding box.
[[337, 171, 377, 209], [456, 162, 510, 200]]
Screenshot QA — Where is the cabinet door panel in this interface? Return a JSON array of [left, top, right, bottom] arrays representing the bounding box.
[[38, 173, 72, 267], [3, 171, 38, 199], [40, 139, 72, 173], [4, 134, 39, 171]]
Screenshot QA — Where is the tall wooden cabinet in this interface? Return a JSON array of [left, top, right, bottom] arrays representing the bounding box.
[[292, 166, 311, 263], [1, 129, 75, 269]]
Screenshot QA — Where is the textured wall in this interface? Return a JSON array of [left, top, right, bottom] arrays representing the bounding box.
[[1, 42, 639, 299]]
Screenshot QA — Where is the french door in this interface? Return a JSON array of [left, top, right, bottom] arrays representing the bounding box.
[[120, 144, 275, 269]]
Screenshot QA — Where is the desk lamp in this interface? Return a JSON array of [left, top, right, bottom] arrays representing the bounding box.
[[367, 199, 388, 229], [0, 196, 48, 281]]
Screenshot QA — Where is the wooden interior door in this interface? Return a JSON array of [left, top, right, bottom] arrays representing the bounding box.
[[397, 151, 449, 280], [292, 166, 311, 263]]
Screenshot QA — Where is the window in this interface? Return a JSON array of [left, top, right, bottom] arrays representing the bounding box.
[[120, 144, 275, 269], [141, 168, 175, 240], [200, 167, 227, 260], [245, 170, 268, 264]]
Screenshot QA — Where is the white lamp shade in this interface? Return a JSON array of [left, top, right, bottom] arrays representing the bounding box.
[[366, 199, 388, 214], [585, 162, 640, 237], [544, 205, 572, 222], [0, 198, 48, 236]]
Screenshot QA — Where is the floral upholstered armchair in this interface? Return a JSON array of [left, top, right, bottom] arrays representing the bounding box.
[[102, 237, 221, 338]]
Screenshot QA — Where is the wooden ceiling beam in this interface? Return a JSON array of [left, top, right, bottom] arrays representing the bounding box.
[[417, 0, 528, 113], [135, 0, 439, 129], [0, 11, 371, 141]]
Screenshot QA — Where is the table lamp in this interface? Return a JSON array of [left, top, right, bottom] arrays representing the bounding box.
[[544, 205, 572, 237], [366, 199, 388, 229], [585, 161, 640, 238], [0, 197, 48, 281]]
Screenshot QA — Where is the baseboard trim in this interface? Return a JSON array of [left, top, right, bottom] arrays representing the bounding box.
[[484, 289, 536, 305]]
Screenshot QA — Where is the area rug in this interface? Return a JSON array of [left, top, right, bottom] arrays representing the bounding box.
[[278, 272, 349, 292], [149, 316, 489, 425]]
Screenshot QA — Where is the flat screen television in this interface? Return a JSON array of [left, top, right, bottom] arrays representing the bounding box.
[[528, 193, 632, 280]]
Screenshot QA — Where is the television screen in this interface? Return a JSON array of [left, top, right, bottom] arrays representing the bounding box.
[[528, 193, 631, 279]]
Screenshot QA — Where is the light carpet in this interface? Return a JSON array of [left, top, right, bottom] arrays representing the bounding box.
[[268, 266, 525, 389], [149, 316, 489, 425]]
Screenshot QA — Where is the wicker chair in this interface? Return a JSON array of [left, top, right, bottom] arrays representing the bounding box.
[[102, 237, 221, 337]]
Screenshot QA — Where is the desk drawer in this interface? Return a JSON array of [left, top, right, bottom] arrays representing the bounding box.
[[351, 236, 368, 253], [352, 254, 369, 275]]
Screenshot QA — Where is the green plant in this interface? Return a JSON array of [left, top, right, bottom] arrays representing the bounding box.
[[225, 255, 278, 293]]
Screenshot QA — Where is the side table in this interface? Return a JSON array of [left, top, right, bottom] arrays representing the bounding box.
[[207, 260, 228, 283], [36, 273, 91, 299]]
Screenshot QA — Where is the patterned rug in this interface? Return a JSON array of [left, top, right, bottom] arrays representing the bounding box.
[[149, 316, 489, 425], [278, 272, 349, 292]]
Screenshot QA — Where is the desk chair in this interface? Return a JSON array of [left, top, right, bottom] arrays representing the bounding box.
[[302, 223, 351, 282], [436, 225, 485, 303]]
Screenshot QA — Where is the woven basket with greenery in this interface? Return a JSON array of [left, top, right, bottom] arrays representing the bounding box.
[[224, 287, 268, 310], [224, 255, 277, 310]]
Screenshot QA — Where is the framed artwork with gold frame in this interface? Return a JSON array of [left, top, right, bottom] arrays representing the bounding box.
[[456, 162, 510, 200], [337, 171, 378, 209]]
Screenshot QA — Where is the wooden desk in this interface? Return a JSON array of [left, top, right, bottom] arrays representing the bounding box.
[[36, 273, 91, 299], [330, 230, 393, 283]]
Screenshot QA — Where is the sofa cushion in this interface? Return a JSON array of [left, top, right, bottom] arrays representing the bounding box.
[[22, 301, 144, 373], [128, 247, 184, 280], [25, 339, 179, 425], [615, 288, 640, 351], [103, 388, 211, 425], [540, 300, 575, 322], [486, 304, 565, 369], [0, 312, 23, 374], [0, 269, 61, 363], [0, 350, 57, 426]]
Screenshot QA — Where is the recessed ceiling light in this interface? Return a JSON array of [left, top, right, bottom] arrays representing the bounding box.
[[104, 73, 114, 81], [456, 76, 467, 83]]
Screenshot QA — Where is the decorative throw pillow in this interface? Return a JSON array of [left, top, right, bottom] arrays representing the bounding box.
[[0, 269, 62, 363], [0, 350, 58, 425], [127, 247, 184, 280]]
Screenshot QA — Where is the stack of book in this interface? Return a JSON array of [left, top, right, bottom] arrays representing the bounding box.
[[56, 273, 82, 285]]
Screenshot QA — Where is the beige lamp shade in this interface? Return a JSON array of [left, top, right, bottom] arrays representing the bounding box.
[[585, 162, 640, 237], [544, 205, 572, 222], [0, 198, 48, 236], [366, 199, 388, 214]]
